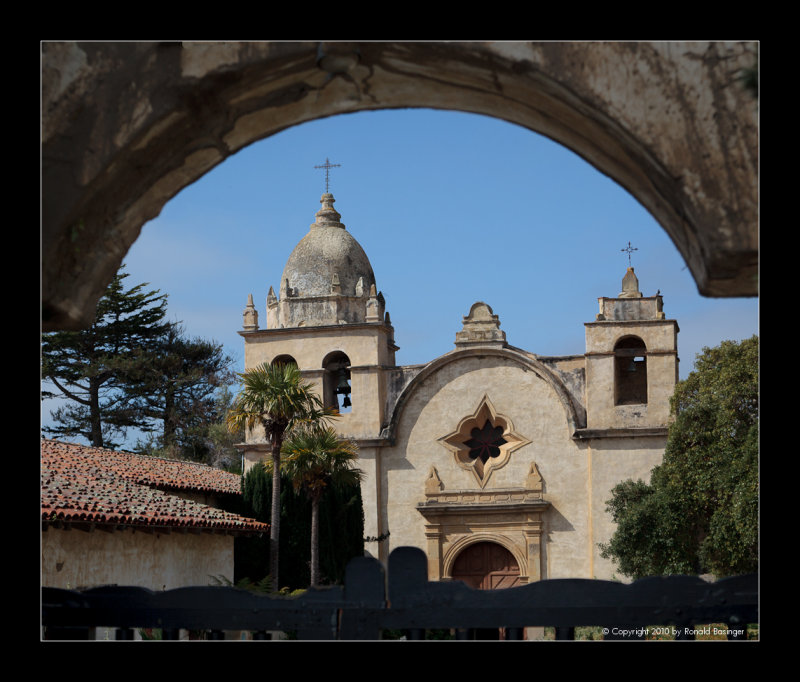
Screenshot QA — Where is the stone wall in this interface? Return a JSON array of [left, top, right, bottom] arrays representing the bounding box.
[[373, 350, 657, 580], [42, 41, 758, 331]]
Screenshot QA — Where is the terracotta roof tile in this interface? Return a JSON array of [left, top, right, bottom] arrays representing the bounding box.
[[41, 439, 268, 535]]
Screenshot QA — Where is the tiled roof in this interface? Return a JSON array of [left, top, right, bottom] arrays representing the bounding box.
[[41, 439, 269, 535]]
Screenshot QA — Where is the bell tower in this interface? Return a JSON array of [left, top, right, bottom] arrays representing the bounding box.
[[583, 267, 679, 432], [238, 191, 397, 470]]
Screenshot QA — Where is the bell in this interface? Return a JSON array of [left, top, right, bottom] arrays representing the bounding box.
[[335, 368, 351, 394], [342, 395, 351, 408]]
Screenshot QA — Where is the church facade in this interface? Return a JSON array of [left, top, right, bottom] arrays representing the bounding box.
[[238, 192, 679, 585]]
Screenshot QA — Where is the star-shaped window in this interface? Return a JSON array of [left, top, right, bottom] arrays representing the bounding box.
[[439, 395, 530, 488], [464, 421, 507, 464]]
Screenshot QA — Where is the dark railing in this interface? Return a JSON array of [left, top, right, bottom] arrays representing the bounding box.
[[42, 546, 757, 641]]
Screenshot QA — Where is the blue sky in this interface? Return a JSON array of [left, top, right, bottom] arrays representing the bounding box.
[[43, 108, 758, 445]]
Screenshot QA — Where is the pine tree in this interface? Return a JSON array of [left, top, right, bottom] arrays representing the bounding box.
[[124, 323, 236, 462], [41, 265, 171, 448]]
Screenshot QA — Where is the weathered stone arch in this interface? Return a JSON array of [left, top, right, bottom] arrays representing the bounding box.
[[42, 41, 758, 331], [384, 346, 583, 443], [443, 533, 527, 581]]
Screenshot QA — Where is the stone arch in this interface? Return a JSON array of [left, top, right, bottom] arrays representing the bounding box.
[[444, 533, 527, 582], [321, 350, 351, 413], [42, 41, 758, 331], [613, 336, 648, 406], [270, 353, 298, 368], [384, 346, 583, 443]]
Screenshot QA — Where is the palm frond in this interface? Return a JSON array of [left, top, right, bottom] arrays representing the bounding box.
[[225, 362, 330, 435], [280, 426, 363, 496]]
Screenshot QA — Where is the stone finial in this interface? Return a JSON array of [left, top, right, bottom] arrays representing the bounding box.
[[243, 293, 259, 331], [454, 301, 507, 348], [365, 284, 384, 323], [356, 276, 365, 297], [619, 267, 643, 298], [331, 272, 342, 294], [425, 466, 444, 495], [312, 193, 345, 229], [595, 297, 606, 321], [526, 462, 543, 494], [267, 285, 277, 307]]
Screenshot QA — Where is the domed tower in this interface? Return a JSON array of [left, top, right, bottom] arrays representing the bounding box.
[[239, 192, 397, 469], [269, 193, 381, 328]]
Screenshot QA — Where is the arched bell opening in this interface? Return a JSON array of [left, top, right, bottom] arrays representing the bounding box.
[[614, 336, 648, 405], [322, 351, 352, 414], [271, 354, 298, 369]]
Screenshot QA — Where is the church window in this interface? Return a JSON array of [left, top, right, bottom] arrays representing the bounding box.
[[439, 396, 530, 488], [614, 336, 647, 405], [464, 421, 508, 466], [322, 351, 351, 413]]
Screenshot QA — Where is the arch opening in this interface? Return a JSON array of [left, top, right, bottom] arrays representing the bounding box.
[[271, 354, 298, 368], [322, 351, 351, 414], [451, 541, 522, 591], [614, 336, 648, 405], [41, 42, 758, 332]]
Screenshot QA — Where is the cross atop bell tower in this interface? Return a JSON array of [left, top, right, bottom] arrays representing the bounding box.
[[314, 157, 341, 193], [621, 241, 638, 267]]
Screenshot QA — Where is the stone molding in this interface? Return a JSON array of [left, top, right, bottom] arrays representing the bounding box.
[[438, 394, 531, 488], [383, 345, 582, 443]]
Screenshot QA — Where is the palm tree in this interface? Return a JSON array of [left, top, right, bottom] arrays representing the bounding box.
[[226, 362, 330, 589], [279, 426, 364, 587]]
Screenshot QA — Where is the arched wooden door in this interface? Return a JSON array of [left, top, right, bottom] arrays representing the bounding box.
[[452, 542, 521, 590], [452, 542, 522, 639]]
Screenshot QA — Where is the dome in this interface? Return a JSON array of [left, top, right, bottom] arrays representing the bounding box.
[[281, 193, 376, 298]]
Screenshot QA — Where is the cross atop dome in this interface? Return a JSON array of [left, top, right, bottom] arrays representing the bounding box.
[[314, 157, 341, 193]]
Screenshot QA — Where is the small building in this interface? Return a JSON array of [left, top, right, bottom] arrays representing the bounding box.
[[41, 439, 268, 592], [237, 192, 679, 587]]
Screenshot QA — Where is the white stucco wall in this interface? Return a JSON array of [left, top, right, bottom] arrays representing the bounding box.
[[41, 526, 234, 591], [374, 350, 666, 580]]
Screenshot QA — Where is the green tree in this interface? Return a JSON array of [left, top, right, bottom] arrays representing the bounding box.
[[226, 362, 331, 589], [600, 336, 758, 579], [124, 323, 236, 462], [203, 385, 246, 472], [41, 266, 170, 448], [278, 426, 363, 586], [236, 466, 364, 589]]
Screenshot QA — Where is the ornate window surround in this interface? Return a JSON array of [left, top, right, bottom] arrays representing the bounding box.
[[438, 395, 530, 488]]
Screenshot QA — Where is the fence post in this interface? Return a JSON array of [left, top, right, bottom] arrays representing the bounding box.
[[338, 556, 386, 639], [555, 626, 575, 641]]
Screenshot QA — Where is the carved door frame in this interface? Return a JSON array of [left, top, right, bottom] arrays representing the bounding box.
[[416, 494, 549, 584]]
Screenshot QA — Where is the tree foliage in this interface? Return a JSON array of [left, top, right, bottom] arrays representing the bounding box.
[[278, 426, 363, 586], [600, 336, 758, 579], [41, 266, 171, 448], [42, 265, 238, 464], [237, 463, 364, 590], [226, 362, 333, 588], [124, 324, 235, 462]]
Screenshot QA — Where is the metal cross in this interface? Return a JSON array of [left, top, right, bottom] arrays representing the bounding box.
[[314, 157, 341, 193], [621, 241, 638, 267]]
